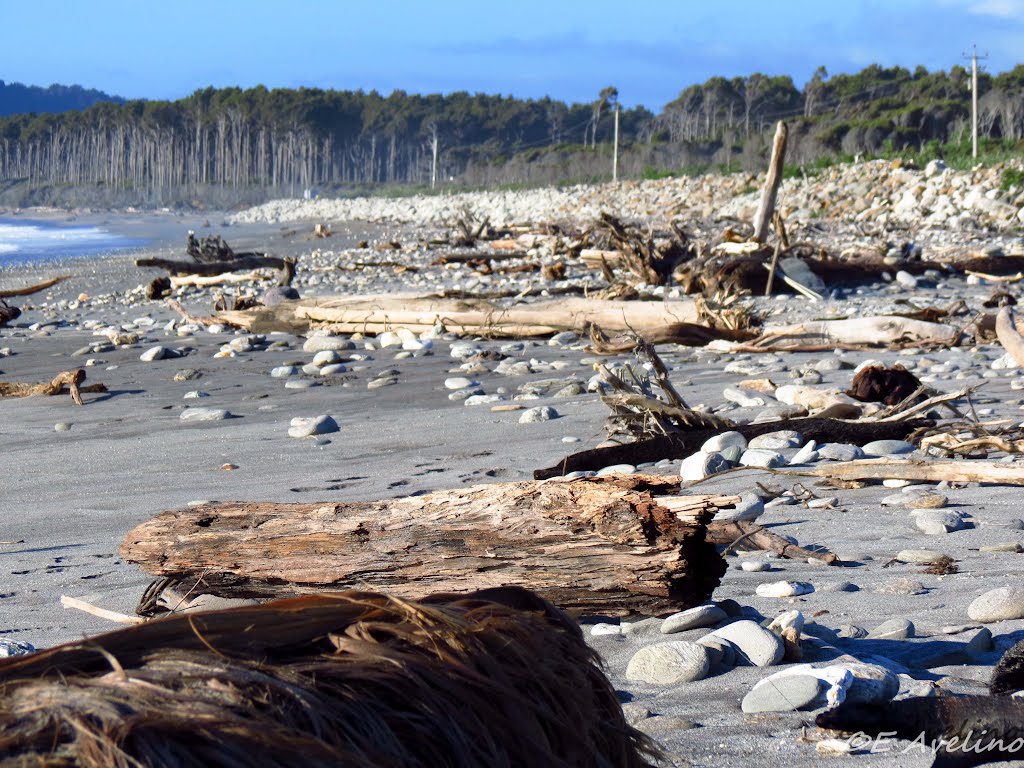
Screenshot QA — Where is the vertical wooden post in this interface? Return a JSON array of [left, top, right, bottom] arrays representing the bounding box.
[[752, 121, 787, 243], [431, 128, 439, 190], [612, 103, 620, 182]]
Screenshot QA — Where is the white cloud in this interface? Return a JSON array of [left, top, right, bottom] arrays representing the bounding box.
[[946, 0, 1024, 18]]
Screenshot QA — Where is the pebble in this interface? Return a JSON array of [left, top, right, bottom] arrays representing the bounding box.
[[881, 490, 947, 508], [319, 363, 348, 376], [285, 380, 315, 390], [0, 639, 35, 657], [661, 605, 727, 634], [914, 509, 967, 534], [302, 335, 354, 353], [589, 623, 623, 637], [714, 492, 764, 523], [967, 586, 1024, 623], [755, 581, 814, 598], [625, 641, 711, 684], [179, 407, 230, 422], [866, 618, 915, 640], [519, 406, 558, 423], [54, 422, 71, 432], [741, 560, 772, 572], [748, 430, 802, 450], [876, 578, 927, 595], [896, 549, 947, 564], [703, 620, 784, 666], [741, 673, 822, 713], [840, 662, 901, 704], [444, 376, 475, 390], [140, 345, 177, 362], [789, 440, 818, 464], [312, 350, 343, 366], [288, 414, 339, 438], [980, 542, 1024, 553], [367, 377, 397, 389], [700, 431, 747, 453], [270, 365, 298, 378], [679, 450, 731, 482], [738, 449, 786, 468], [862, 439, 916, 457], [816, 443, 864, 462]]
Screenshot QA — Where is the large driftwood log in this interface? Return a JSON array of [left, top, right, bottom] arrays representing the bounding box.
[[120, 475, 735, 616], [137, 255, 296, 287], [216, 293, 701, 337], [534, 418, 930, 479], [0, 275, 70, 298], [710, 315, 961, 350]]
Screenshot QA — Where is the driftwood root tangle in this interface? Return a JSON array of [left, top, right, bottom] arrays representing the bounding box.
[[0, 368, 105, 405], [120, 475, 732, 616], [0, 588, 659, 768], [847, 364, 924, 406]]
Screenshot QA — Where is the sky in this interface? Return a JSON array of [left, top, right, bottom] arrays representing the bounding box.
[[2, 0, 1023, 110]]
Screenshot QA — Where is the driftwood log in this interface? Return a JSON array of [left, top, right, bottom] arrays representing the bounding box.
[[0, 275, 70, 298], [752, 121, 788, 243], [216, 293, 701, 337], [784, 458, 1024, 486], [0, 588, 657, 768], [137, 255, 296, 287], [534, 418, 931, 479], [0, 368, 106, 405], [120, 475, 734, 616]]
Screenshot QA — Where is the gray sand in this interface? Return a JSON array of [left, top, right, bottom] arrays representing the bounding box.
[[1, 210, 1023, 767]]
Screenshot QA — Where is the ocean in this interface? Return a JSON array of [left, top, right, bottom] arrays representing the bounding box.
[[0, 218, 147, 264]]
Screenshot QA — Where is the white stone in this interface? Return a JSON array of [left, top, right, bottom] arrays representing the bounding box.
[[968, 586, 1024, 623], [703, 620, 784, 667], [625, 641, 711, 684], [755, 581, 814, 598]]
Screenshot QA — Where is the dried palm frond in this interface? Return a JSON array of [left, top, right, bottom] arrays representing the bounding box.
[[0, 588, 659, 768]]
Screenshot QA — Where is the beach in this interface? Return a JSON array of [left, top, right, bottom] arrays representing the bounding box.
[[2, 162, 1024, 766]]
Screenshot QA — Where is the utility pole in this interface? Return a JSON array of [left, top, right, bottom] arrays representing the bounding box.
[[612, 102, 620, 182], [963, 44, 989, 160]]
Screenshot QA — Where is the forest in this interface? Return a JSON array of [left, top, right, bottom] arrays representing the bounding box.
[[1, 63, 1023, 207]]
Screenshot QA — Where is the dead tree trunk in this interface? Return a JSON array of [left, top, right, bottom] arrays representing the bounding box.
[[752, 121, 788, 243], [120, 475, 735, 616]]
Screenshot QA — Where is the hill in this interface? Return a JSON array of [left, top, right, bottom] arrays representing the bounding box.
[[0, 80, 123, 117]]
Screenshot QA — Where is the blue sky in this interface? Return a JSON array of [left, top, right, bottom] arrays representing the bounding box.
[[2, 0, 1023, 109]]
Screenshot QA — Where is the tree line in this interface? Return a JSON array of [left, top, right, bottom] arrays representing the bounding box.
[[1, 63, 1023, 205]]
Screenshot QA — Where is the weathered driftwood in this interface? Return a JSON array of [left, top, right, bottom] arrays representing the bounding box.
[[996, 305, 1024, 368], [752, 121, 788, 243], [817, 695, 1024, 766], [137, 255, 296, 287], [120, 475, 735, 616], [169, 271, 273, 288], [587, 322, 758, 353], [714, 315, 961, 350], [0, 300, 20, 326], [784, 458, 1024, 486], [706, 520, 838, 564], [0, 588, 658, 768], [0, 368, 105, 405], [534, 418, 930, 480], [0, 275, 70, 298], [216, 293, 701, 337]]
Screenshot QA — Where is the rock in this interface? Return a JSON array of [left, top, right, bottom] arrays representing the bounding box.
[[620, 703, 651, 726], [837, 624, 868, 639], [288, 414, 339, 438], [700, 431, 748, 453], [661, 605, 727, 634], [740, 560, 772, 572], [179, 407, 230, 422], [312, 350, 343, 366], [738, 449, 786, 468], [816, 443, 864, 462], [519, 406, 558, 423], [703, 620, 784, 666], [719, 445, 744, 464], [968, 586, 1024, 623], [0, 639, 35, 657], [261, 286, 300, 306], [862, 439, 916, 457], [789, 440, 818, 464], [896, 549, 947, 564], [925, 158, 947, 177], [589, 623, 623, 637], [881, 490, 947, 508], [895, 270, 918, 289], [680, 452, 731, 483], [741, 674, 822, 713], [319, 363, 348, 376], [748, 430, 802, 450], [302, 335, 354, 353], [596, 464, 636, 476], [172, 369, 201, 382], [714, 492, 764, 523], [444, 376, 475, 390], [876, 578, 927, 596], [867, 618, 915, 640], [755, 581, 814, 598], [54, 422, 71, 432], [140, 345, 177, 362], [914, 509, 967, 534], [271, 365, 298, 378], [840, 662, 901, 704], [625, 641, 711, 684], [779, 257, 827, 294]]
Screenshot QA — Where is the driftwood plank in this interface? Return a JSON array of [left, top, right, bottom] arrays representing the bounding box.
[[120, 475, 736, 616]]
